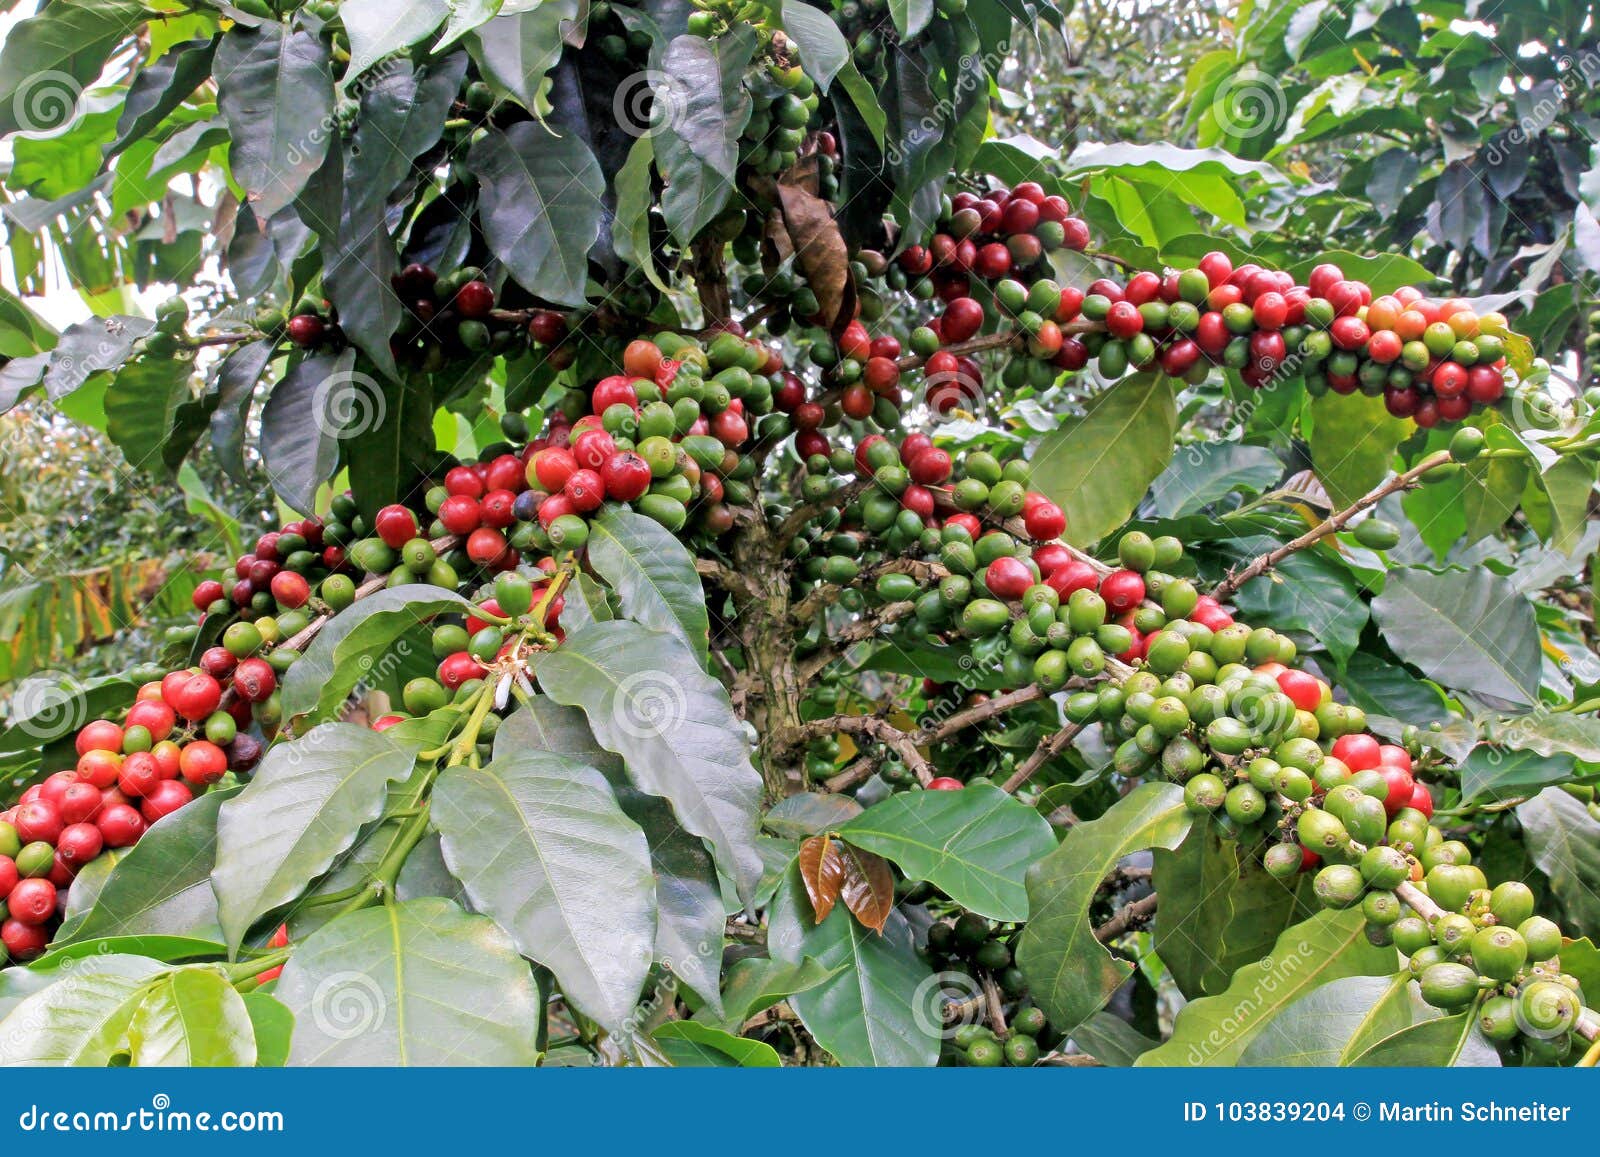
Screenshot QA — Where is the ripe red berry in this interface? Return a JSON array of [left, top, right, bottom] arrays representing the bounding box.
[[270, 570, 311, 610], [76, 719, 124, 757], [1407, 782, 1435, 819], [438, 494, 482, 536], [286, 314, 325, 348], [1045, 560, 1098, 598], [126, 698, 177, 741], [1275, 669, 1323, 712], [166, 672, 223, 721], [118, 751, 163, 798], [192, 579, 225, 612], [454, 279, 495, 319], [56, 822, 104, 865], [98, 803, 147, 848], [1, 918, 50, 961], [140, 779, 194, 825], [1105, 301, 1143, 339], [1023, 500, 1066, 542], [445, 465, 485, 499], [14, 800, 63, 845], [941, 297, 984, 343], [563, 468, 605, 512], [1330, 733, 1381, 771], [75, 749, 122, 790], [7, 877, 56, 925], [438, 651, 487, 690], [374, 504, 418, 549], [926, 777, 964, 791], [480, 489, 517, 528], [233, 657, 277, 703], [1198, 251, 1233, 287], [465, 527, 510, 565], [1061, 218, 1090, 250], [1099, 569, 1146, 612], [595, 452, 648, 502]]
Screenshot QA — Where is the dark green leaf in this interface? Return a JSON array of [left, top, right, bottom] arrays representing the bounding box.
[[1032, 374, 1178, 547], [104, 356, 203, 476], [259, 348, 355, 515], [653, 1020, 781, 1066], [1237, 973, 1422, 1065], [214, 22, 335, 220], [1153, 816, 1299, 998], [612, 136, 669, 293], [703, 955, 841, 1032], [1016, 783, 1191, 1031], [43, 315, 152, 400], [342, 0, 449, 77], [468, 0, 582, 110], [466, 122, 604, 308], [535, 621, 765, 904], [1307, 392, 1408, 507], [1351, 1010, 1501, 1066], [653, 27, 756, 243], [108, 36, 218, 159], [275, 898, 543, 1065], [1150, 441, 1282, 517], [779, 0, 849, 91], [1518, 787, 1600, 938], [838, 781, 1055, 922], [763, 792, 863, 839], [1371, 567, 1540, 706], [768, 864, 939, 1067], [1136, 909, 1395, 1066], [129, 967, 257, 1067], [213, 723, 421, 955], [56, 787, 239, 947], [434, 751, 656, 1033], [1459, 745, 1574, 803], [888, 0, 935, 38], [281, 584, 477, 725], [587, 508, 710, 664], [209, 338, 274, 483], [1230, 549, 1367, 665]]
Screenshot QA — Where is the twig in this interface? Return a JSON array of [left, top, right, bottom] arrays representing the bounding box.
[[1094, 891, 1158, 943], [822, 751, 885, 794], [892, 317, 1103, 372], [1003, 720, 1088, 794], [695, 557, 756, 598], [1037, 1051, 1104, 1067], [923, 685, 1046, 742], [1213, 451, 1453, 600], [980, 971, 1009, 1037], [776, 477, 871, 543], [792, 714, 934, 784]]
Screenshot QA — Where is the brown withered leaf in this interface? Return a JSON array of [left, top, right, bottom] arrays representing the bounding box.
[[837, 843, 895, 934], [798, 834, 846, 924], [775, 180, 855, 334]]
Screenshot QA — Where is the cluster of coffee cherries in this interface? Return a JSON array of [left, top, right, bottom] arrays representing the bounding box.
[[739, 60, 824, 178], [924, 911, 1052, 1067], [897, 181, 1089, 302], [514, 330, 774, 546]]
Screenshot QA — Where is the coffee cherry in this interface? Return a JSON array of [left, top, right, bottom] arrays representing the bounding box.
[[286, 314, 325, 348]]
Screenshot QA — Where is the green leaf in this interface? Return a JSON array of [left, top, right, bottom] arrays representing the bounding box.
[[1351, 1011, 1501, 1066], [1337, 650, 1452, 725], [128, 967, 257, 1067], [1307, 391, 1410, 507], [652, 1020, 781, 1067], [214, 21, 335, 220], [1230, 549, 1367, 665], [838, 781, 1054, 922], [275, 898, 543, 1065], [612, 136, 670, 294], [1517, 787, 1600, 939], [779, 0, 850, 91], [653, 27, 756, 244], [1459, 745, 1575, 803], [281, 584, 477, 724], [1069, 1011, 1159, 1066], [889, 0, 935, 38], [342, 0, 449, 77], [704, 955, 841, 1032], [467, 122, 604, 308], [213, 723, 421, 955], [763, 792, 863, 839], [1136, 909, 1395, 1066], [0, 0, 146, 137], [1032, 374, 1178, 547], [0, 955, 167, 1065], [437, 0, 503, 50], [315, 55, 466, 380], [104, 356, 204, 476], [1536, 455, 1595, 554], [587, 508, 710, 665], [1153, 816, 1299, 998], [535, 621, 765, 905], [56, 787, 238, 947], [108, 36, 218, 159], [210, 338, 274, 483], [0, 673, 133, 755], [1237, 973, 1423, 1065], [1150, 441, 1282, 517], [43, 315, 152, 400], [1016, 783, 1192, 1031], [768, 864, 939, 1067], [433, 751, 656, 1033], [467, 0, 581, 110], [241, 992, 295, 1068], [259, 348, 355, 515], [1490, 711, 1600, 763], [1457, 453, 1529, 544], [1371, 567, 1540, 706]]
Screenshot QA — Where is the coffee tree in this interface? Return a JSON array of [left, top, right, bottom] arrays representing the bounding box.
[[0, 0, 1598, 1068]]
